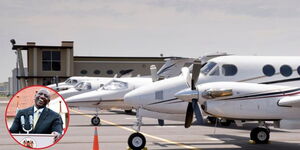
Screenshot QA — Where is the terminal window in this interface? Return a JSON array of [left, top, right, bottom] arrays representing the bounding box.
[[42, 51, 61, 71]]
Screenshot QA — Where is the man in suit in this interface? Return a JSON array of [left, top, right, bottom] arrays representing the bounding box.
[[10, 88, 63, 141]]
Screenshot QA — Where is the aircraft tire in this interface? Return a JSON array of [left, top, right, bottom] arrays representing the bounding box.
[[128, 132, 146, 150], [250, 127, 270, 144], [91, 116, 101, 126]]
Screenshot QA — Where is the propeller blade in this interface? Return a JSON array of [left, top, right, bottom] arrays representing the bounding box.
[[181, 67, 191, 88], [192, 99, 204, 125], [191, 60, 202, 90], [184, 102, 194, 128]]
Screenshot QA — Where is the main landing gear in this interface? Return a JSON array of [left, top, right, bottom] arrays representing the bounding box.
[[91, 108, 101, 126], [250, 121, 270, 144], [128, 109, 146, 150]]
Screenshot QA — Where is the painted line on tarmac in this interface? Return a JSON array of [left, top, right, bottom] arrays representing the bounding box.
[[70, 109, 201, 150]]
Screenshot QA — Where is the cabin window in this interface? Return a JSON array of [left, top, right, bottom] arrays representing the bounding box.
[[222, 64, 237, 76], [263, 65, 275, 76], [209, 66, 219, 76], [298, 66, 300, 75], [280, 65, 292, 77], [200, 62, 217, 75]]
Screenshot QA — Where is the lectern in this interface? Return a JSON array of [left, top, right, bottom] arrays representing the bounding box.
[[12, 134, 56, 148]]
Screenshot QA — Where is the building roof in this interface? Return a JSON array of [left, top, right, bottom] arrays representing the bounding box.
[[73, 56, 166, 62], [11, 41, 73, 50]]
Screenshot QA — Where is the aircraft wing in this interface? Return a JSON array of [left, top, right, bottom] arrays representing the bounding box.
[[278, 95, 300, 107]]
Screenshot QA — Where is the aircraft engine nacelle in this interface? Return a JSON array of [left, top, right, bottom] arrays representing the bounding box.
[[199, 82, 295, 120]]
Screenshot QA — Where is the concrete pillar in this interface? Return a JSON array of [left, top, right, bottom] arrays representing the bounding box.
[[16, 48, 26, 88]]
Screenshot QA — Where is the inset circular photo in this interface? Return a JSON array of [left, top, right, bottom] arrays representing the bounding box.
[[5, 85, 69, 149]]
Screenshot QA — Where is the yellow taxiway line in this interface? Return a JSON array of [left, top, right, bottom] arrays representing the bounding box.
[[70, 109, 201, 150]]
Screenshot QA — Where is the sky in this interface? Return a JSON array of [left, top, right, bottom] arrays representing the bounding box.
[[1, 0, 300, 82]]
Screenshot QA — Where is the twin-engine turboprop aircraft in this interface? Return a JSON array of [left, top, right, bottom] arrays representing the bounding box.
[[124, 56, 300, 149]]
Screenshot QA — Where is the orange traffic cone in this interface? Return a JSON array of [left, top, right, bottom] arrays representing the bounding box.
[[93, 127, 99, 150]]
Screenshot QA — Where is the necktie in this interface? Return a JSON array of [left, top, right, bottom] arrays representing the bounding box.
[[33, 110, 41, 128]]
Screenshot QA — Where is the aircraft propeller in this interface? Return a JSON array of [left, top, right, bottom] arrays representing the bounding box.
[[179, 60, 205, 128]]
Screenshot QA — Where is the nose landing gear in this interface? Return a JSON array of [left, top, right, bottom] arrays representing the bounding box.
[[91, 116, 101, 126], [128, 109, 147, 150], [91, 108, 101, 126]]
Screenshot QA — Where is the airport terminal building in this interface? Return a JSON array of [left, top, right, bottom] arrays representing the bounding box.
[[11, 41, 165, 93]]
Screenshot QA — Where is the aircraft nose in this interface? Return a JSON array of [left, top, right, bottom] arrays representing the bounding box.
[[66, 91, 100, 106], [124, 90, 141, 107], [174, 88, 199, 102]]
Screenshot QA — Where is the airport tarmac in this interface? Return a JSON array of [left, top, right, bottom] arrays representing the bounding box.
[[1, 97, 300, 150]]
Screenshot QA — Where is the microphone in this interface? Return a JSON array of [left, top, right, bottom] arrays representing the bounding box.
[[20, 115, 33, 134], [21, 115, 25, 125], [29, 115, 33, 125]]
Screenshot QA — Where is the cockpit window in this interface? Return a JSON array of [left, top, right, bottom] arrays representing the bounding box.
[[65, 79, 71, 84], [102, 80, 128, 90], [200, 62, 217, 75], [222, 64, 238, 76], [83, 83, 92, 90], [209, 66, 219, 76], [71, 79, 78, 85], [75, 82, 92, 90]]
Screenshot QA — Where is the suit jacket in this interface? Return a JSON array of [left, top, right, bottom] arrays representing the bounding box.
[[10, 106, 63, 134]]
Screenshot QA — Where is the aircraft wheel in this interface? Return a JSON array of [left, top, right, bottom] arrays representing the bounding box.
[[250, 127, 270, 144], [128, 132, 146, 150], [91, 116, 101, 126]]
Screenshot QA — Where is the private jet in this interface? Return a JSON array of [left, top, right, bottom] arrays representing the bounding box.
[[47, 76, 112, 91]]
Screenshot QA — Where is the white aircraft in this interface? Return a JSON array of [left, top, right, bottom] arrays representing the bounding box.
[[124, 56, 300, 149], [47, 76, 112, 91], [65, 57, 197, 125], [53, 80, 109, 100], [66, 77, 153, 125]]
